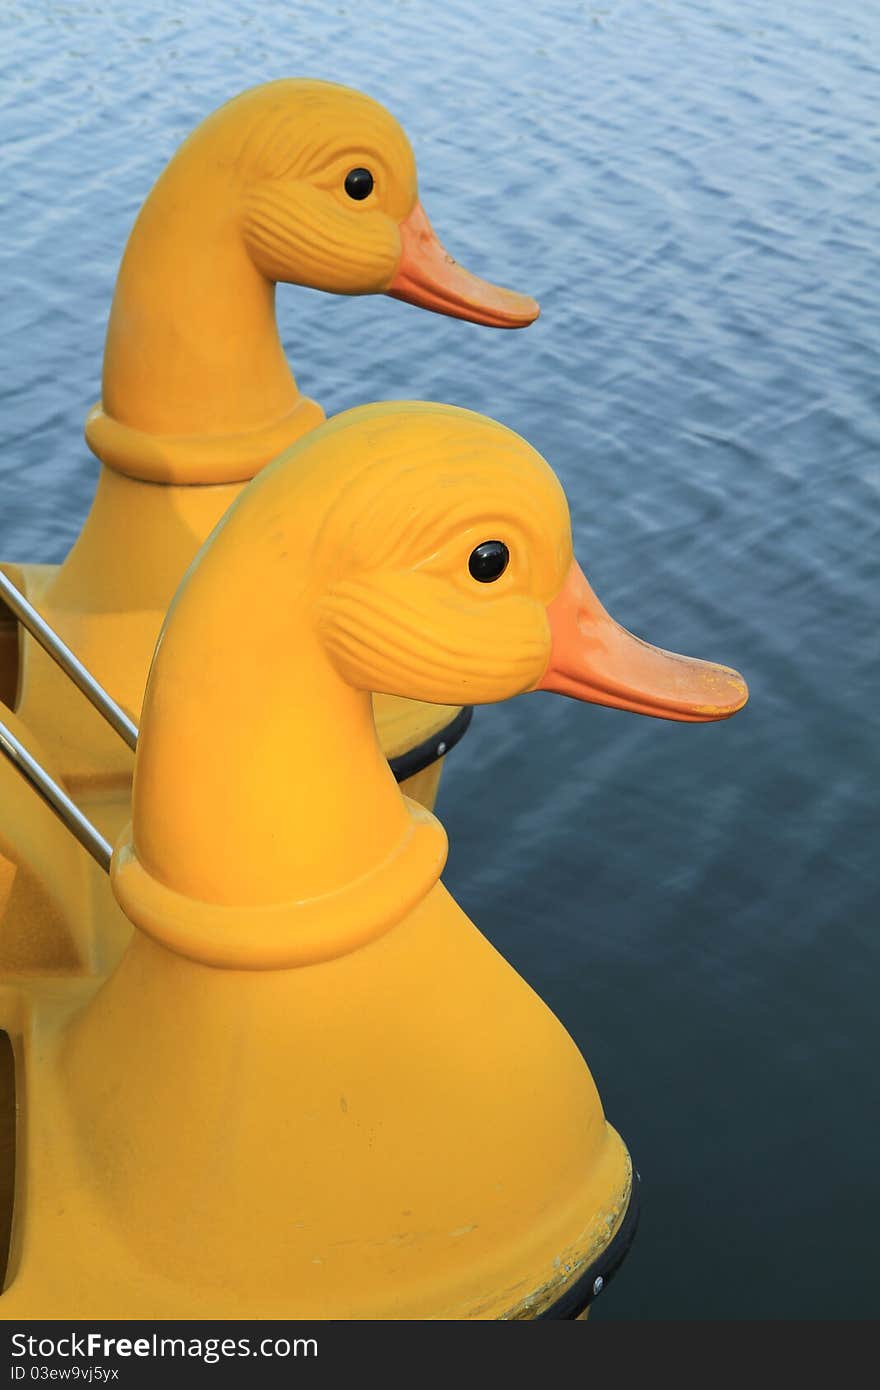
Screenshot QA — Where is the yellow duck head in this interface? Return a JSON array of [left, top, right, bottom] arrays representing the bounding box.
[[44, 404, 748, 1319], [235, 80, 536, 321], [117, 402, 748, 947], [86, 80, 539, 485], [312, 410, 747, 718]]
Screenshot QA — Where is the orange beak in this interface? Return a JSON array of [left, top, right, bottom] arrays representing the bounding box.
[[535, 560, 749, 723], [386, 202, 539, 328]]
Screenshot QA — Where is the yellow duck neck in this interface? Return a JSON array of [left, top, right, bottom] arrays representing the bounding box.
[[85, 147, 324, 485], [113, 499, 447, 967]]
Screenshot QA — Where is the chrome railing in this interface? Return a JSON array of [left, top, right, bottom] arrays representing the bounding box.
[[0, 717, 112, 870], [0, 570, 134, 873], [0, 570, 137, 750]]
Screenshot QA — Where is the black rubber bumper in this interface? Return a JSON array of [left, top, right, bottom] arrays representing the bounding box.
[[388, 706, 474, 783], [536, 1168, 641, 1320]]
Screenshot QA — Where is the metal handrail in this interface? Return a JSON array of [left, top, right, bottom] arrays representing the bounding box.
[[0, 718, 112, 871], [0, 569, 128, 873], [0, 570, 138, 750]]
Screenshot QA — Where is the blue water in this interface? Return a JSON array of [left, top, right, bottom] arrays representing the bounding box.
[[1, 0, 878, 1320]]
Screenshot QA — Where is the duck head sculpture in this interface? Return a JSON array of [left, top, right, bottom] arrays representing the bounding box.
[[113, 403, 745, 930], [86, 79, 539, 485], [0, 404, 748, 1319]]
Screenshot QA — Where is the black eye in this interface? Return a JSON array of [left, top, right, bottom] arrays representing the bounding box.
[[468, 540, 509, 583], [344, 167, 374, 200]]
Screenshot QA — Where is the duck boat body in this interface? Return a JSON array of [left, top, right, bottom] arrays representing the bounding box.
[[1, 402, 747, 1317]]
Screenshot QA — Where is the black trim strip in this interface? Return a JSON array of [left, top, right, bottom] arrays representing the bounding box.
[[388, 706, 474, 784], [536, 1168, 641, 1320]]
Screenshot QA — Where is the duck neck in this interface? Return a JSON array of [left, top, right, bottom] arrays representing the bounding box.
[[85, 162, 324, 484], [126, 565, 444, 950]]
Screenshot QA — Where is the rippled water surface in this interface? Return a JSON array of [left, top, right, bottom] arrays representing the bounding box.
[[1, 0, 878, 1320]]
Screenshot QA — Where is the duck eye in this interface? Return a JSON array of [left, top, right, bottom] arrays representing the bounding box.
[[344, 167, 374, 200], [468, 540, 509, 583]]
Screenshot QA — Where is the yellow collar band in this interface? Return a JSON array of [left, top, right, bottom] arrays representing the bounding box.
[[85, 395, 325, 485], [111, 798, 447, 969]]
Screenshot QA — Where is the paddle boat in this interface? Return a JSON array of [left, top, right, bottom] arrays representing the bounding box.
[[0, 78, 538, 978], [0, 403, 748, 1318]]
